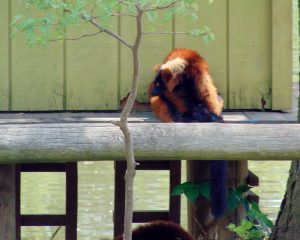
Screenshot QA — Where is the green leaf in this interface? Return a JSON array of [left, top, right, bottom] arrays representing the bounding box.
[[171, 182, 200, 203], [203, 32, 215, 44], [184, 186, 200, 202], [198, 182, 211, 200], [237, 185, 252, 194], [171, 182, 195, 196], [146, 11, 158, 23], [227, 190, 240, 213]]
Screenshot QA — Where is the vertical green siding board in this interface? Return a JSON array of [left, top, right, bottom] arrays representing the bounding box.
[[272, 0, 293, 110], [0, 0, 9, 111], [3, 0, 293, 111], [226, 0, 230, 109], [229, 0, 272, 110], [66, 20, 119, 110], [174, 0, 228, 107], [120, 15, 173, 103], [11, 1, 64, 111]]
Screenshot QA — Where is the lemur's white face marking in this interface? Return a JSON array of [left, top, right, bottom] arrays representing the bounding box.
[[160, 57, 187, 76]]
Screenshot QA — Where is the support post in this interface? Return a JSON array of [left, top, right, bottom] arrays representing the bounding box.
[[0, 164, 16, 240], [187, 160, 248, 239]]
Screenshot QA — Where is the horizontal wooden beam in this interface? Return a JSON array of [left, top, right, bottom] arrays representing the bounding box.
[[0, 123, 299, 163], [21, 215, 65, 226]]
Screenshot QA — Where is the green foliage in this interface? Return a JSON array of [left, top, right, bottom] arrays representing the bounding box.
[[171, 182, 210, 202], [228, 219, 266, 240], [227, 201, 273, 240], [227, 185, 252, 213], [12, 0, 214, 46], [172, 183, 274, 240]]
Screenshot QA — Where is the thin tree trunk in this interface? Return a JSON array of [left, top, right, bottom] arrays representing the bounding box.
[[120, 10, 143, 240], [270, 1, 300, 238], [270, 161, 300, 240]]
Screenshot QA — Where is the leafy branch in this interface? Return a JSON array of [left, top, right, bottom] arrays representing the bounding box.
[[172, 183, 274, 240], [12, 1, 214, 240]]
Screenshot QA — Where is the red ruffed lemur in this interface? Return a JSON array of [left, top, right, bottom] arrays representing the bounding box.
[[115, 220, 194, 240], [148, 48, 227, 218]]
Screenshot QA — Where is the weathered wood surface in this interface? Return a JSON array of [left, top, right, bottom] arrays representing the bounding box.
[[0, 165, 16, 240], [0, 123, 299, 163]]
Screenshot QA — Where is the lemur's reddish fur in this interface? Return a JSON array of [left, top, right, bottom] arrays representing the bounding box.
[[115, 220, 194, 240], [148, 48, 223, 122], [148, 49, 227, 218]]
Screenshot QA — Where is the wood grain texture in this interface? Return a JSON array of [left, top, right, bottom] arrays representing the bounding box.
[[0, 0, 9, 110], [0, 123, 299, 163], [0, 165, 16, 240], [120, 14, 173, 103], [272, 0, 293, 110], [1, 0, 293, 111], [229, 0, 272, 109], [11, 1, 64, 111], [66, 17, 119, 110]]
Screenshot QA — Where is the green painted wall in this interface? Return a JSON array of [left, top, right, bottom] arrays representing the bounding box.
[[0, 0, 293, 111]]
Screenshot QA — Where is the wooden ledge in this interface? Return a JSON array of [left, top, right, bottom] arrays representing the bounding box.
[[0, 122, 299, 163]]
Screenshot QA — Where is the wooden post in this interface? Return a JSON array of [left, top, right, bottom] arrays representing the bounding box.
[[0, 165, 16, 240], [187, 160, 248, 240]]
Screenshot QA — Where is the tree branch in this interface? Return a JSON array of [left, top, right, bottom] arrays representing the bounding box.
[[118, 0, 139, 8], [50, 31, 103, 42], [90, 1, 98, 16], [92, 12, 137, 18], [142, 1, 179, 12], [142, 31, 206, 36], [109, 13, 137, 17], [64, 9, 133, 49]]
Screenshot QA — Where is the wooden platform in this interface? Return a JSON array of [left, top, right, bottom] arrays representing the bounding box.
[[0, 107, 297, 124], [0, 84, 297, 239]]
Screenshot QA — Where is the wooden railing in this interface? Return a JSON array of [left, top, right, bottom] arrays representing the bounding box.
[[0, 122, 299, 239], [0, 123, 299, 162]]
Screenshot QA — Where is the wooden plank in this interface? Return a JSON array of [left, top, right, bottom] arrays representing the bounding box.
[[272, 0, 293, 110], [247, 171, 259, 186], [11, 1, 64, 111], [20, 163, 66, 172], [0, 0, 9, 110], [114, 161, 126, 237], [16, 165, 21, 240], [0, 123, 299, 162], [65, 163, 78, 240], [21, 215, 65, 226], [66, 16, 119, 110], [133, 211, 169, 223], [120, 14, 173, 103], [169, 161, 181, 224], [174, 0, 228, 107], [0, 165, 16, 240], [229, 0, 272, 109]]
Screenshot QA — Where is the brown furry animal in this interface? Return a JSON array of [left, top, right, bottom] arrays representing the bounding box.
[[148, 48, 223, 123], [115, 220, 194, 240], [148, 49, 227, 218]]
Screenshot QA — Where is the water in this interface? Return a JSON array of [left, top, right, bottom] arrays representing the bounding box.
[[21, 160, 291, 240]]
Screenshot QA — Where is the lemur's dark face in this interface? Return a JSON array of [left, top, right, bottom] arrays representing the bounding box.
[[151, 72, 167, 96]]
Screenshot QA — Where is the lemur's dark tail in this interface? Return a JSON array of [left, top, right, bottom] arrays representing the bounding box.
[[210, 160, 227, 218]]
